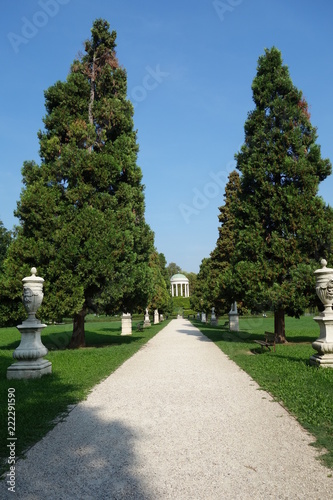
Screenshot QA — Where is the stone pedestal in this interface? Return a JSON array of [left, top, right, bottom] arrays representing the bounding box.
[[310, 260, 333, 368], [160, 314, 164, 322], [310, 315, 333, 367], [229, 302, 239, 332], [154, 309, 159, 324], [143, 308, 151, 328], [7, 267, 52, 380], [201, 312, 206, 323], [210, 307, 218, 326], [121, 313, 132, 336]]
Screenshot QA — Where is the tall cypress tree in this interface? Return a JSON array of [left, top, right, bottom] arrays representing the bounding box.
[[3, 19, 154, 346], [230, 47, 333, 341], [210, 170, 241, 314]]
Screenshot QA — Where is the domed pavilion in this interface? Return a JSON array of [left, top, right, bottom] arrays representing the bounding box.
[[170, 273, 190, 298]]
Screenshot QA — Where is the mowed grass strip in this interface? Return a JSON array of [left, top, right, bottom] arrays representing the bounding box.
[[193, 315, 333, 470], [0, 319, 170, 475]]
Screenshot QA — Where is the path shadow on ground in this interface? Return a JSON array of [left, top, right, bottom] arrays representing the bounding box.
[[177, 326, 259, 344], [11, 409, 154, 500], [177, 329, 213, 341]]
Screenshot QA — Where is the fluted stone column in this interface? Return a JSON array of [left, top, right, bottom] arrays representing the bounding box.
[[121, 313, 132, 336]]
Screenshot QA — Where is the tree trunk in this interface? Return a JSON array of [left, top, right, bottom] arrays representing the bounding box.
[[68, 309, 87, 348], [274, 308, 287, 343]]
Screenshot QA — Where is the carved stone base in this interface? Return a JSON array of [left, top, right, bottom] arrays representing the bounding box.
[[310, 315, 333, 368], [309, 352, 333, 368], [7, 358, 52, 379]]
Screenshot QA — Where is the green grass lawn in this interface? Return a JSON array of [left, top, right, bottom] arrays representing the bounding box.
[[193, 315, 333, 469], [0, 318, 170, 476]]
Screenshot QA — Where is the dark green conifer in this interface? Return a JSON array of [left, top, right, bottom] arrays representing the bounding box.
[[2, 19, 154, 346], [231, 47, 333, 340]]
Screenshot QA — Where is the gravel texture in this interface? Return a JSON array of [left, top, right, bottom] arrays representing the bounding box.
[[3, 318, 332, 499]]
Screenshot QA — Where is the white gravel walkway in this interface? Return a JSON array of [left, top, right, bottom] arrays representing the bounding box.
[[3, 318, 332, 499]]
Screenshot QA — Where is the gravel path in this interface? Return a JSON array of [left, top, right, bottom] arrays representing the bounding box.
[[3, 319, 332, 499]]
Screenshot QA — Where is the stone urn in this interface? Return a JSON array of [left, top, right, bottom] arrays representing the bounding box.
[[310, 260, 333, 368], [314, 259, 333, 314], [22, 267, 45, 321], [7, 267, 52, 379]]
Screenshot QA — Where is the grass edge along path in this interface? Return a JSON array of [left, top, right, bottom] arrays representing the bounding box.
[[192, 316, 333, 471], [0, 319, 170, 477]]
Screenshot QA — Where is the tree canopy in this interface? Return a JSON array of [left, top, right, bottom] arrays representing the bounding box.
[[1, 19, 155, 345], [223, 47, 333, 340]]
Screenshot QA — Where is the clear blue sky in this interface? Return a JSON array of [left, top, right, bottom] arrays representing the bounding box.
[[1, 0, 333, 273]]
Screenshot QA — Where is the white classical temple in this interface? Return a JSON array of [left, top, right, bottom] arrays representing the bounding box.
[[170, 273, 190, 297]]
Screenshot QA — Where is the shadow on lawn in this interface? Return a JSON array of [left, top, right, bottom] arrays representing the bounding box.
[[43, 330, 143, 351], [0, 340, 20, 351], [1, 323, 145, 354], [190, 321, 316, 345]]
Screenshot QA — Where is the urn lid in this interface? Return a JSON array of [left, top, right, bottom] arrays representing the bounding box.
[[22, 267, 44, 284], [314, 259, 333, 276]]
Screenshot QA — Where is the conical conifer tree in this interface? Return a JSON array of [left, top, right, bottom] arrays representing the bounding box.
[[230, 47, 333, 341], [2, 19, 154, 346], [210, 170, 241, 313]]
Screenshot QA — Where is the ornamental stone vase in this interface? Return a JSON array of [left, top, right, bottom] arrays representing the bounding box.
[[7, 267, 52, 379], [310, 260, 333, 368]]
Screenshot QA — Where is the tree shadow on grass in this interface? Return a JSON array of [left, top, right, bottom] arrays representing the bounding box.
[[42, 329, 143, 351], [0, 340, 20, 351]]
